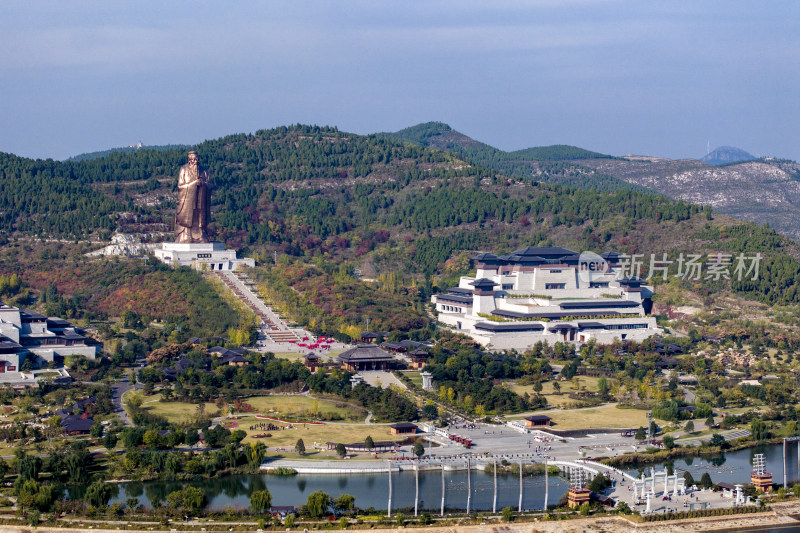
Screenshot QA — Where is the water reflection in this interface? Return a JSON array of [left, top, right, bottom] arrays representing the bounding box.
[[91, 442, 798, 512]]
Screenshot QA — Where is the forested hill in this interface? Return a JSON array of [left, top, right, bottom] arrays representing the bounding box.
[[376, 122, 636, 192], [2, 124, 800, 305], [67, 144, 189, 162]]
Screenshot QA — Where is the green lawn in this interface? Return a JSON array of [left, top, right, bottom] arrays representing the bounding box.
[[401, 371, 423, 388]]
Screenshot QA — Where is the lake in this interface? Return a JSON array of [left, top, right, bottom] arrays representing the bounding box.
[[82, 441, 800, 512]]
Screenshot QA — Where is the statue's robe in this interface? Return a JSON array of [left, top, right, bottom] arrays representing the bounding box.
[[176, 166, 210, 232]]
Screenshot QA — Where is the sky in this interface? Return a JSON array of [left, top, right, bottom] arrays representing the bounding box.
[[1, 1, 798, 161]]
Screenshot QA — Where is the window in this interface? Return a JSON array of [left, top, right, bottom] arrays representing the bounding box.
[[545, 283, 566, 290], [590, 282, 609, 288], [502, 284, 513, 290], [548, 269, 562, 273], [606, 323, 648, 330], [197, 253, 212, 258]]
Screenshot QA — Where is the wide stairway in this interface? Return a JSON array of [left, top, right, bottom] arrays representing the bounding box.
[[214, 271, 301, 344]]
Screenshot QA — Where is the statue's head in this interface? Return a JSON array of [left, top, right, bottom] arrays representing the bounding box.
[[187, 151, 199, 164]]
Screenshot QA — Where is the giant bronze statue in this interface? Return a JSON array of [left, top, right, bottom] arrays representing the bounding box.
[[175, 151, 210, 243]]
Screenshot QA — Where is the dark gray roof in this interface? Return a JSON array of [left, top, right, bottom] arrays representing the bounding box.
[[492, 309, 623, 320], [0, 338, 23, 351], [398, 339, 424, 349], [447, 287, 473, 295], [506, 254, 546, 263], [512, 246, 577, 257], [474, 322, 545, 332], [473, 253, 499, 261], [577, 322, 607, 329], [60, 415, 94, 432], [221, 354, 249, 364], [338, 345, 395, 363], [20, 308, 46, 321], [470, 278, 498, 288], [436, 294, 473, 304], [525, 415, 551, 422], [618, 276, 645, 285], [601, 251, 624, 261], [58, 331, 85, 340], [389, 422, 418, 430], [380, 342, 402, 350], [558, 300, 640, 309], [548, 324, 577, 331], [73, 396, 96, 411]]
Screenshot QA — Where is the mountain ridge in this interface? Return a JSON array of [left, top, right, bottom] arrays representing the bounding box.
[[2, 124, 800, 305], [375, 122, 635, 193], [379, 122, 800, 241]]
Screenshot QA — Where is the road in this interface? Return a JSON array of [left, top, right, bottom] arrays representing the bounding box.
[[112, 362, 144, 426]]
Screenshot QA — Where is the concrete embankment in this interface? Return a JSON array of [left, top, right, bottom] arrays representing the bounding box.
[[262, 459, 470, 474], [0, 502, 797, 533]]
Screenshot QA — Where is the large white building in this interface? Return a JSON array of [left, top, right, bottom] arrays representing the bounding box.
[[0, 303, 96, 371], [432, 247, 661, 350]]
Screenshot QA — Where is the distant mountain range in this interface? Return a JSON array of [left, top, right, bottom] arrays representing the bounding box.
[[379, 123, 800, 240]]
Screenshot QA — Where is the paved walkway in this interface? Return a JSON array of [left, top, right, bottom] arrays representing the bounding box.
[[359, 370, 407, 390], [218, 271, 350, 354]]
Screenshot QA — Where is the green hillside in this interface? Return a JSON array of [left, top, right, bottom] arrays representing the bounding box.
[[376, 121, 632, 192], [66, 144, 189, 162], [1, 124, 800, 310]]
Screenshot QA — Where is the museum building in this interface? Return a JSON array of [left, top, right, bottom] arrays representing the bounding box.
[[0, 302, 96, 371], [431, 246, 661, 350]]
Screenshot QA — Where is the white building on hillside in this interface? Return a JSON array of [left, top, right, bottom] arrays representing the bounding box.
[[432, 246, 661, 350], [0, 303, 96, 371]]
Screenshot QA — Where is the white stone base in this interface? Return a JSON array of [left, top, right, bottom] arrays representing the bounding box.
[[154, 242, 255, 271]]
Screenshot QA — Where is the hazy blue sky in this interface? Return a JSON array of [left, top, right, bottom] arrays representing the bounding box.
[[2, 1, 798, 161]]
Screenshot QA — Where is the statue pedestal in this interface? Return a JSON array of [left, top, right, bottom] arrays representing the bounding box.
[[154, 242, 255, 271]]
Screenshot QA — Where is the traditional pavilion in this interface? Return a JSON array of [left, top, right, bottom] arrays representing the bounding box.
[[304, 352, 321, 372], [337, 345, 397, 372], [408, 348, 429, 369], [524, 415, 552, 427]]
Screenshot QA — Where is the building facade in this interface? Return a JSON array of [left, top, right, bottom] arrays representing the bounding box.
[[0, 303, 96, 371], [432, 247, 661, 350]]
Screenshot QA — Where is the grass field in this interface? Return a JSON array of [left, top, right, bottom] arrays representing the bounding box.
[[236, 416, 396, 452], [139, 393, 365, 424], [509, 404, 652, 430], [508, 376, 605, 408], [237, 395, 365, 421], [141, 394, 221, 424], [401, 371, 423, 388]]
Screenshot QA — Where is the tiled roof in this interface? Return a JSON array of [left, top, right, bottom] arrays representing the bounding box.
[[338, 345, 395, 362]]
